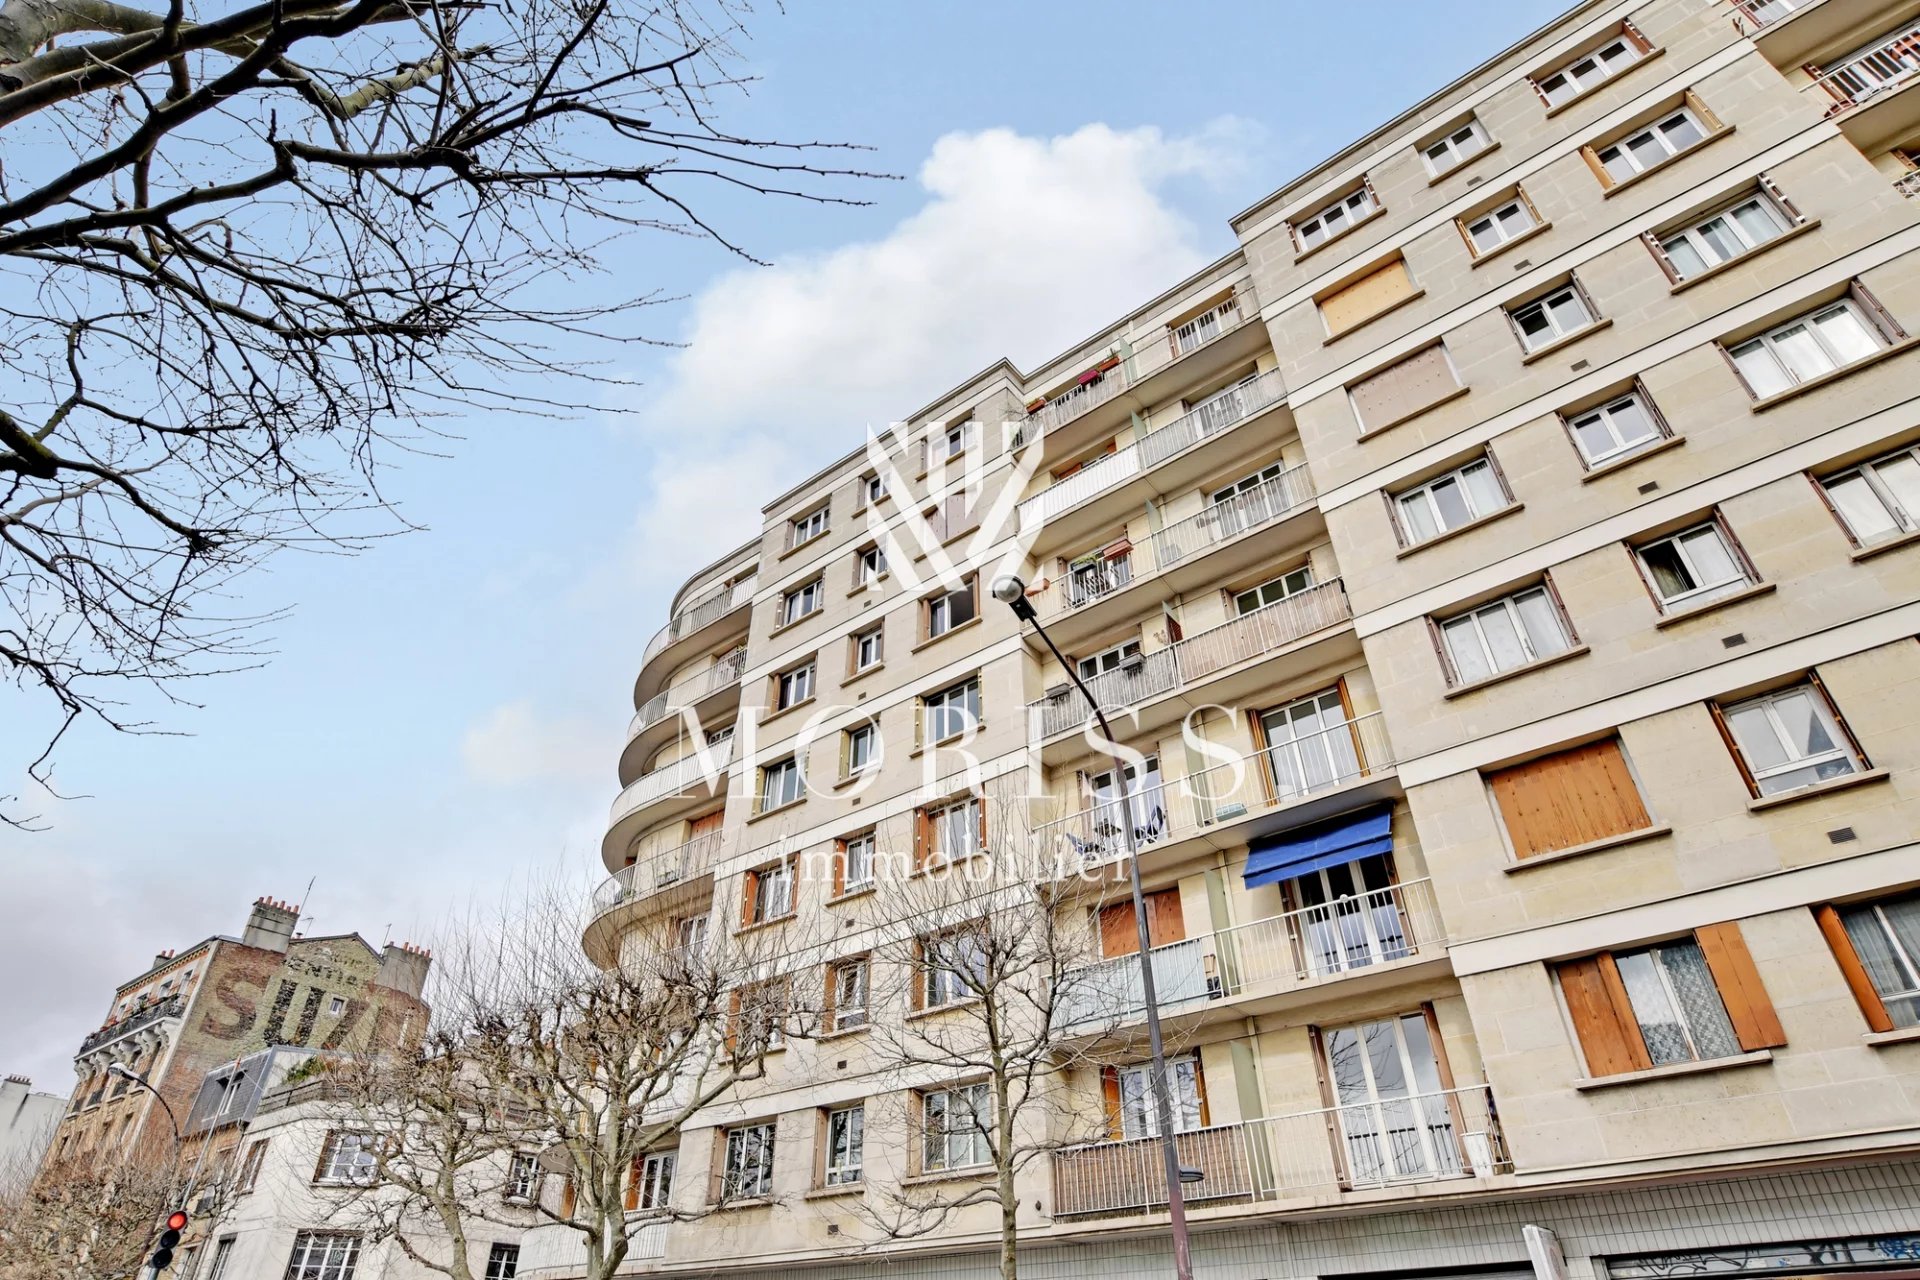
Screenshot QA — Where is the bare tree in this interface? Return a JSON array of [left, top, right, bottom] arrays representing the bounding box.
[[0, 0, 877, 823]]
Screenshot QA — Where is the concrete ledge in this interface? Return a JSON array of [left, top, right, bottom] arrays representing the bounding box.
[[1574, 1049, 1772, 1091]]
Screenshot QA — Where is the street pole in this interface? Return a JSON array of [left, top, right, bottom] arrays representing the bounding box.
[[992, 576, 1195, 1280], [110, 1064, 193, 1279]]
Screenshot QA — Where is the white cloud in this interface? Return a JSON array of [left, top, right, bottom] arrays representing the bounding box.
[[460, 699, 608, 787]]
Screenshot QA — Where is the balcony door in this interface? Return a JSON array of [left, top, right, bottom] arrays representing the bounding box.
[[1066, 550, 1131, 607], [1258, 688, 1361, 801], [1209, 461, 1288, 536], [1114, 1056, 1206, 1139], [1283, 853, 1410, 978], [1322, 1012, 1463, 1186], [1085, 756, 1166, 854], [1233, 565, 1314, 617]]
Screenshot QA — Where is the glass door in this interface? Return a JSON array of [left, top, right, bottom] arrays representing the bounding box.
[[1323, 1013, 1463, 1186], [1289, 854, 1410, 978], [1085, 757, 1165, 855], [1259, 688, 1360, 800]]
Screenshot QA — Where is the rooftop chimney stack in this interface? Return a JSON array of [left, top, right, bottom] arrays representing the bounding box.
[[377, 940, 433, 1000], [151, 947, 175, 969], [242, 897, 300, 954]]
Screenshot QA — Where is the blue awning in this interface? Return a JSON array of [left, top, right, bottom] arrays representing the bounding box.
[[1242, 805, 1393, 888]]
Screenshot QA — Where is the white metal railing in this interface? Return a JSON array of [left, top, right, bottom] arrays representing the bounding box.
[[1062, 552, 1134, 608], [1897, 170, 1920, 199], [1725, 0, 1814, 31], [1029, 580, 1351, 740], [591, 831, 724, 916], [1018, 369, 1287, 534], [1058, 877, 1441, 1029], [1052, 1084, 1506, 1216], [1035, 710, 1394, 870], [517, 1217, 666, 1280], [609, 737, 734, 827], [631, 647, 747, 737], [641, 575, 756, 667], [1810, 21, 1920, 113]]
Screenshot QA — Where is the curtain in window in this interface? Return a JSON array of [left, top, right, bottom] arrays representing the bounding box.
[[1842, 899, 1920, 1025]]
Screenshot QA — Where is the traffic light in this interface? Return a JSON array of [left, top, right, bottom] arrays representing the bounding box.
[[149, 1210, 189, 1272]]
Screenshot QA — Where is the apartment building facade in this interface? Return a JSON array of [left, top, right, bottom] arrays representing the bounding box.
[[544, 1, 1920, 1278]]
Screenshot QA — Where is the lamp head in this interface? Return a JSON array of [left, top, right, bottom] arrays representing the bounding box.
[[989, 575, 1026, 606], [108, 1063, 136, 1080]]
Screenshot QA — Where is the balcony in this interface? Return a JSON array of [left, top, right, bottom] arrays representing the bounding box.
[[1806, 19, 1920, 149], [621, 648, 747, 783], [592, 831, 723, 914], [518, 1217, 666, 1280], [1059, 876, 1442, 1030], [601, 736, 734, 866], [1026, 579, 1353, 747], [636, 575, 755, 703], [1050, 1084, 1507, 1218], [78, 995, 185, 1056]]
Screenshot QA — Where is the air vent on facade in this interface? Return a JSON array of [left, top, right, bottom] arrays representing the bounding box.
[[1513, 259, 1531, 271], [836, 1059, 848, 1070], [1828, 827, 1857, 844], [1722, 633, 1747, 648], [1637, 481, 1659, 494], [1467, 175, 1484, 186], [1570, 359, 1590, 372]]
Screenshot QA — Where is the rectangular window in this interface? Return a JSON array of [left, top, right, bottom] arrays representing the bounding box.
[[1077, 638, 1141, 680], [845, 722, 879, 776], [839, 832, 875, 894], [1462, 195, 1539, 257], [776, 662, 815, 711], [790, 507, 828, 549], [1233, 565, 1313, 615], [485, 1244, 519, 1280], [1728, 298, 1887, 399], [734, 980, 788, 1053], [1820, 892, 1920, 1030], [855, 544, 886, 586], [781, 579, 824, 626], [1564, 389, 1666, 467], [721, 1123, 776, 1201], [1487, 738, 1653, 860], [1619, 941, 1742, 1065], [923, 678, 981, 744], [828, 959, 869, 1032], [1821, 444, 1920, 546], [206, 1238, 236, 1280], [758, 757, 803, 814], [1394, 457, 1508, 544], [942, 423, 968, 460], [1657, 191, 1791, 280], [1293, 184, 1379, 251], [1535, 29, 1650, 107], [1635, 519, 1754, 611], [922, 924, 989, 1008], [926, 577, 978, 637], [504, 1152, 540, 1202], [1437, 584, 1572, 685], [824, 1104, 864, 1185], [922, 1083, 992, 1172], [1592, 108, 1708, 185], [633, 1152, 674, 1211], [1509, 282, 1596, 352], [921, 795, 982, 867], [237, 1138, 269, 1192], [1114, 1057, 1205, 1139], [1349, 343, 1463, 433], [316, 1132, 378, 1185], [860, 473, 886, 507], [851, 623, 884, 672], [1422, 119, 1492, 176], [743, 857, 795, 924], [284, 1232, 361, 1280], [1716, 682, 1862, 796]]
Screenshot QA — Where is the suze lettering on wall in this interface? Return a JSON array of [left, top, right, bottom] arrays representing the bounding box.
[[1606, 1235, 1920, 1279]]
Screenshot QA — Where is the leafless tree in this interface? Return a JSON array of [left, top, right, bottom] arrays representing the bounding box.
[[0, 0, 877, 824]]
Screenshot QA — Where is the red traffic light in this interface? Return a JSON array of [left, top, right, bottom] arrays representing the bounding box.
[[166, 1210, 189, 1231]]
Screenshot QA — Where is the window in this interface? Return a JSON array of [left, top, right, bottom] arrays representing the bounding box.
[[851, 624, 884, 672], [1461, 196, 1538, 258], [845, 722, 879, 776], [1422, 119, 1492, 176], [1821, 444, 1920, 547], [631, 1151, 674, 1211], [922, 677, 980, 744], [1437, 584, 1572, 685], [1258, 691, 1359, 801], [1487, 739, 1653, 860], [742, 857, 796, 925], [758, 757, 803, 814], [942, 423, 968, 461], [721, 1123, 776, 1201], [674, 914, 709, 963], [1728, 298, 1888, 399], [284, 1232, 361, 1280], [1593, 108, 1708, 185], [1322, 1012, 1462, 1183], [1565, 389, 1666, 467], [926, 577, 977, 637], [824, 1105, 864, 1185], [781, 579, 824, 626], [1656, 192, 1791, 280], [920, 795, 983, 868], [1293, 184, 1379, 251], [790, 506, 828, 548], [855, 544, 886, 587], [1819, 892, 1920, 1031], [237, 1138, 269, 1193], [922, 924, 989, 1008], [838, 832, 875, 894], [504, 1152, 540, 1202], [1716, 682, 1862, 796], [775, 662, 815, 712], [1113, 1057, 1205, 1139], [1535, 29, 1650, 106], [860, 473, 886, 507], [205, 1238, 236, 1280], [1077, 639, 1141, 679], [828, 958, 869, 1032], [734, 980, 789, 1053], [1635, 520, 1754, 611], [922, 1083, 992, 1172], [485, 1244, 519, 1280], [1509, 282, 1596, 352], [1233, 565, 1313, 616], [316, 1132, 378, 1185], [1556, 925, 1785, 1076], [1394, 457, 1508, 544]]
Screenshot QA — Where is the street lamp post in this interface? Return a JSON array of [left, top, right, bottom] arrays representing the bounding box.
[[991, 574, 1196, 1280], [109, 1062, 199, 1280]]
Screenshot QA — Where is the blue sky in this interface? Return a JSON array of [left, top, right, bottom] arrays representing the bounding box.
[[0, 0, 1570, 1090]]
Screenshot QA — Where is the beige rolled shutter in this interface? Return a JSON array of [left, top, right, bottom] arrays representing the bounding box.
[[1320, 258, 1416, 336], [1349, 344, 1461, 432]]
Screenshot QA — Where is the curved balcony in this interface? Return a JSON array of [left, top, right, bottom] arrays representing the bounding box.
[[619, 647, 747, 786], [602, 736, 734, 867], [79, 995, 185, 1056], [518, 1217, 667, 1280], [583, 830, 723, 966], [634, 575, 755, 706]]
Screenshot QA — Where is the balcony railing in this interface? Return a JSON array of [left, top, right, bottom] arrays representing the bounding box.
[[1036, 711, 1394, 872], [1018, 283, 1262, 444], [641, 576, 755, 667], [631, 647, 747, 738], [519, 1217, 666, 1280], [1018, 369, 1288, 534], [1028, 579, 1351, 740], [1810, 22, 1920, 114], [79, 995, 185, 1055], [1052, 1083, 1506, 1217], [610, 736, 735, 827], [1059, 876, 1442, 1029], [592, 831, 725, 917], [1897, 170, 1920, 198]]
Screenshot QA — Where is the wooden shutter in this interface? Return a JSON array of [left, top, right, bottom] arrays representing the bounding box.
[[975, 795, 989, 852], [725, 989, 742, 1055], [1098, 902, 1139, 958], [1348, 344, 1461, 433], [1487, 739, 1652, 859], [1556, 954, 1652, 1075], [624, 1156, 642, 1211], [739, 870, 759, 929], [912, 808, 930, 871], [1321, 258, 1416, 336], [1694, 921, 1787, 1050], [1814, 904, 1895, 1033], [831, 841, 847, 898], [1146, 889, 1186, 948], [690, 810, 724, 838], [1100, 1067, 1124, 1140], [1099, 889, 1183, 957], [1189, 1057, 1211, 1126], [559, 1175, 576, 1220]]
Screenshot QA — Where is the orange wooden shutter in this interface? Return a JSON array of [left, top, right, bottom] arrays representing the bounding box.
[[624, 1156, 641, 1210], [1321, 258, 1416, 336], [912, 808, 930, 871], [1556, 955, 1652, 1075], [831, 842, 846, 898], [1098, 902, 1140, 958], [560, 1175, 576, 1219], [1146, 889, 1186, 948], [976, 795, 989, 852], [1814, 904, 1894, 1032], [1190, 1057, 1211, 1127], [1694, 921, 1787, 1050], [1100, 1067, 1124, 1140], [739, 871, 758, 929], [1487, 739, 1652, 859], [725, 989, 742, 1055]]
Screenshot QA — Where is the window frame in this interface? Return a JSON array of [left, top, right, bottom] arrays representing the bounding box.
[[484, 1243, 520, 1280], [920, 922, 989, 1009], [1650, 187, 1794, 282], [1460, 194, 1540, 258], [1420, 118, 1492, 177], [237, 1137, 270, 1193], [919, 794, 984, 869], [844, 721, 879, 777], [836, 830, 876, 896], [780, 578, 824, 627], [503, 1151, 541, 1203], [1630, 516, 1757, 613], [1291, 181, 1380, 252], [789, 506, 829, 550], [1824, 893, 1920, 1030], [1561, 386, 1670, 469], [1232, 564, 1314, 616], [1712, 679, 1865, 798], [206, 1238, 237, 1280], [1532, 25, 1653, 108], [719, 1122, 777, 1202], [1506, 280, 1599, 353], [1390, 454, 1511, 546], [314, 1131, 379, 1186], [756, 756, 804, 815], [284, 1231, 362, 1280], [1724, 295, 1894, 400], [774, 661, 815, 712], [824, 1104, 865, 1186], [850, 623, 885, 673], [741, 855, 797, 926], [920, 1082, 993, 1173], [633, 1151, 675, 1212], [854, 543, 887, 588], [924, 575, 979, 639], [827, 957, 870, 1033], [922, 677, 981, 746], [1433, 582, 1575, 687], [1589, 105, 1710, 187], [1611, 938, 1744, 1067], [1817, 442, 1920, 547]]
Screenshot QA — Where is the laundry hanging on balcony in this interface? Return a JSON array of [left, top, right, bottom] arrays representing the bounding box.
[[1241, 804, 1392, 888]]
